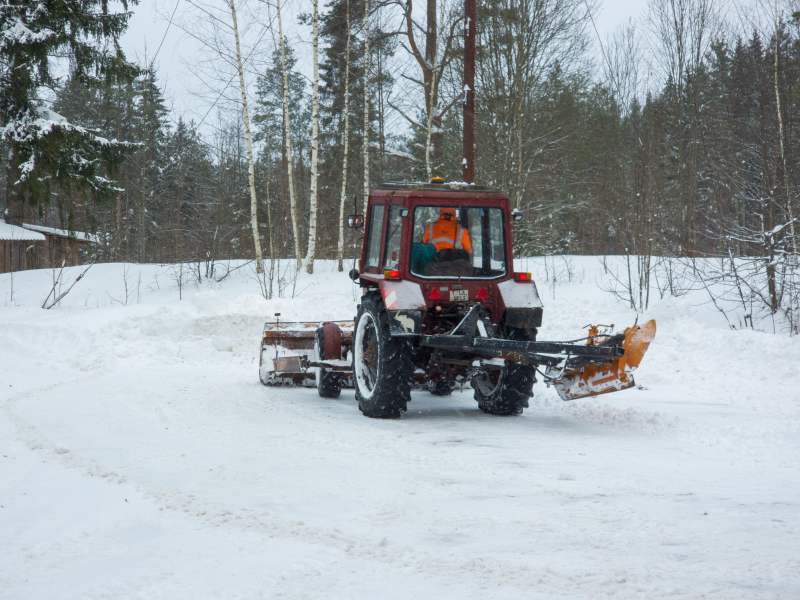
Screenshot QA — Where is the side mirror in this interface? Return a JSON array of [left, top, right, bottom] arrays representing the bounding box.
[[511, 208, 523, 221], [348, 214, 364, 229], [349, 268, 360, 282]]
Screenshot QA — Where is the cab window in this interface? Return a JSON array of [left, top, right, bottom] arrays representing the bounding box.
[[410, 205, 506, 278], [365, 204, 385, 268], [383, 205, 404, 270]]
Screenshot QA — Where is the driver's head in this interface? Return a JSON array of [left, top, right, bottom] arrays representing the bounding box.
[[439, 207, 456, 221]]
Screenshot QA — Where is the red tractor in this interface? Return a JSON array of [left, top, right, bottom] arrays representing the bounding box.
[[259, 181, 656, 419]]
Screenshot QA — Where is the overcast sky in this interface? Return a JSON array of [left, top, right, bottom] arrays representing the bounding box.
[[120, 0, 648, 129]]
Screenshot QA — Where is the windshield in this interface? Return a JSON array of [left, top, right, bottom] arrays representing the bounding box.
[[410, 205, 506, 278]]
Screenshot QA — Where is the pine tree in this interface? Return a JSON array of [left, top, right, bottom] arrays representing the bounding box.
[[1, 0, 139, 227]]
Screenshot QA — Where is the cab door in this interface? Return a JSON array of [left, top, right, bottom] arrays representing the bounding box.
[[382, 203, 405, 273], [362, 201, 387, 275]]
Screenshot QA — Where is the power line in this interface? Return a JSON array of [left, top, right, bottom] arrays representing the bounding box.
[[153, 0, 182, 64]]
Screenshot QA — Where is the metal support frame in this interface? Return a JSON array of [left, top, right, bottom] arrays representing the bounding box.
[[420, 303, 625, 367]]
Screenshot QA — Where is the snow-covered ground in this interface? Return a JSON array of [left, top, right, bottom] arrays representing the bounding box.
[[1, 258, 798, 599]]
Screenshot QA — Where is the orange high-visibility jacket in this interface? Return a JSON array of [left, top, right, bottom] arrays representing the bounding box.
[[423, 209, 472, 255]]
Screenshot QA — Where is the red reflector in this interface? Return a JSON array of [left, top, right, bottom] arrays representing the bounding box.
[[428, 287, 441, 300], [476, 287, 488, 300], [514, 272, 532, 282], [384, 270, 400, 280]]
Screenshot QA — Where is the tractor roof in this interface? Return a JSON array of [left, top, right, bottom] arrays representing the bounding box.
[[376, 181, 498, 193]]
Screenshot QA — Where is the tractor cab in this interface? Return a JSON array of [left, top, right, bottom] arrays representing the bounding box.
[[349, 182, 530, 326], [352, 182, 512, 279]]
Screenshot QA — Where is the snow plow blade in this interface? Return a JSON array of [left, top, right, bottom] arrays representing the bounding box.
[[259, 318, 354, 387], [546, 320, 657, 401]]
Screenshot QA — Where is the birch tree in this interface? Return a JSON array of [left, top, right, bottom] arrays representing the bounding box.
[[229, 0, 265, 273], [337, 0, 353, 271], [276, 0, 302, 270], [306, 0, 321, 273]]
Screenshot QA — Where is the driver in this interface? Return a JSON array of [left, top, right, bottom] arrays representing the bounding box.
[[422, 207, 472, 256]]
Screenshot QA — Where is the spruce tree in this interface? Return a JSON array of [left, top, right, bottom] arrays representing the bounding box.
[[1, 0, 139, 226]]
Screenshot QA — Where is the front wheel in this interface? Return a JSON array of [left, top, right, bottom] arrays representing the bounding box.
[[353, 294, 414, 418], [471, 328, 536, 416]]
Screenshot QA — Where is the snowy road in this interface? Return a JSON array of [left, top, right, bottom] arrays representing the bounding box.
[[1, 260, 798, 598]]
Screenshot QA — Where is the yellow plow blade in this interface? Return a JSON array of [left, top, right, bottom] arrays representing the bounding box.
[[548, 320, 657, 401]]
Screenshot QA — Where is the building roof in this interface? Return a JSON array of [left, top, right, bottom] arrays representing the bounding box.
[[0, 220, 47, 241], [21, 223, 96, 243]]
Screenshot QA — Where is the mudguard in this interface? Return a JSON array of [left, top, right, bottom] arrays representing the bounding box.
[[387, 310, 422, 336], [379, 279, 426, 310], [497, 279, 544, 329]]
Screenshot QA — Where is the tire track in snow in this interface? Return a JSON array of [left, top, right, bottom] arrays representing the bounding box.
[[4, 372, 798, 600]]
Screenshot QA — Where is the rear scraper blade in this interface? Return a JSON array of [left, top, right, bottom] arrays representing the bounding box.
[[546, 319, 656, 401]]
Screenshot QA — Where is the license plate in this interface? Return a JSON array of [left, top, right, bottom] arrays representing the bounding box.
[[449, 289, 469, 302]]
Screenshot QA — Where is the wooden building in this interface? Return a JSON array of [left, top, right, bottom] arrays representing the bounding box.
[[0, 220, 92, 274]]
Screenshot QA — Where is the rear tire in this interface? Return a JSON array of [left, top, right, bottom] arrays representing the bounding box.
[[471, 327, 536, 416], [314, 327, 342, 398], [353, 294, 414, 418]]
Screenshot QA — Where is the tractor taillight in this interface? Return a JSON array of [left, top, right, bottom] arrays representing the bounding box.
[[514, 272, 532, 282], [384, 270, 400, 280], [428, 287, 441, 300], [476, 287, 488, 300]]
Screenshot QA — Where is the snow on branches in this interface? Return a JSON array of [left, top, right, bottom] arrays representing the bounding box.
[[1, 0, 139, 219], [2, 104, 131, 193]]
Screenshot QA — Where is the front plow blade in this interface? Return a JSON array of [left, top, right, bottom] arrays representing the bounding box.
[[547, 320, 656, 401]]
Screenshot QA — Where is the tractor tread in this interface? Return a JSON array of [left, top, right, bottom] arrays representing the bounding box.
[[355, 294, 414, 418], [473, 327, 536, 416]]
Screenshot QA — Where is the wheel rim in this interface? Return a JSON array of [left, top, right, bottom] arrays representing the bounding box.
[[473, 368, 503, 396], [354, 311, 379, 399]]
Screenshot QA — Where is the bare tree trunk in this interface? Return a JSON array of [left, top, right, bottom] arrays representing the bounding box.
[[137, 71, 148, 263], [176, 163, 184, 299], [337, 0, 352, 272], [306, 0, 321, 274], [425, 0, 443, 167], [264, 136, 276, 298], [515, 94, 523, 209], [281, 142, 288, 254], [362, 0, 371, 213], [424, 0, 446, 180], [115, 192, 122, 260], [3, 55, 25, 229], [463, 0, 476, 183], [774, 0, 797, 253], [139, 184, 146, 261], [229, 0, 264, 274], [277, 0, 302, 271]]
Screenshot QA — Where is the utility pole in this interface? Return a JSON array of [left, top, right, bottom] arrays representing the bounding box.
[[462, 0, 476, 184]]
